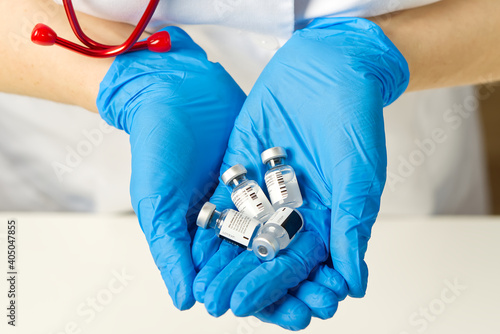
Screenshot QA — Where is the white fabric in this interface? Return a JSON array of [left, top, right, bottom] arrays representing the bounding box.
[[56, 0, 295, 38], [56, 0, 439, 38], [0, 0, 488, 214], [295, 0, 439, 23], [0, 94, 131, 212], [382, 86, 489, 214]]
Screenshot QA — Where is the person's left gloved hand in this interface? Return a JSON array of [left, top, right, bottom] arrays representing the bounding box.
[[192, 187, 343, 330], [97, 27, 246, 310], [191, 17, 409, 329]]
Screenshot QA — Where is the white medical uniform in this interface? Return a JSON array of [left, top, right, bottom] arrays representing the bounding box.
[[0, 0, 489, 214]]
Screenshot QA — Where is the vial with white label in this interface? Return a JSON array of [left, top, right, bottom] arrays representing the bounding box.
[[252, 207, 304, 261], [261, 147, 303, 209], [196, 202, 261, 250], [221, 164, 275, 223]]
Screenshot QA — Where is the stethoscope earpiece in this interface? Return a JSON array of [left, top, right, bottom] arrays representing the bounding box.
[[31, 24, 58, 47], [147, 31, 172, 53]]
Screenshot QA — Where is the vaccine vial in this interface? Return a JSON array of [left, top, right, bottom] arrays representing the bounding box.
[[221, 164, 275, 223], [196, 202, 261, 250], [261, 147, 303, 209], [252, 207, 304, 261]]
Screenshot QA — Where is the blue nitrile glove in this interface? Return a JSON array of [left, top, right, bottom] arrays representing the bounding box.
[[192, 188, 341, 331], [96, 27, 246, 310], [191, 16, 409, 324]]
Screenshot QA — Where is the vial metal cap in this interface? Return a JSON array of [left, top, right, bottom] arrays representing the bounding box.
[[197, 202, 216, 229], [261, 147, 287, 165], [221, 164, 247, 185], [252, 232, 280, 261]]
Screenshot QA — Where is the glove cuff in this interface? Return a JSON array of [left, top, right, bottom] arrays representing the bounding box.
[[305, 17, 410, 107], [96, 26, 202, 134]]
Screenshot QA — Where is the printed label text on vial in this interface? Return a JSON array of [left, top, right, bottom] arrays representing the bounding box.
[[265, 170, 288, 202], [232, 187, 265, 217], [6, 219, 17, 326], [219, 211, 258, 247]]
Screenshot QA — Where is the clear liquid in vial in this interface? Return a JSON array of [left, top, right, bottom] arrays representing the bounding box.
[[265, 165, 303, 209]]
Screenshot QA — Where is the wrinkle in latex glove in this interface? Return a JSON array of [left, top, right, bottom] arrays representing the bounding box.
[[192, 16, 409, 328], [97, 26, 246, 310]]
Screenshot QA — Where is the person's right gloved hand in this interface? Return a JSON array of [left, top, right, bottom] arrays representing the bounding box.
[[191, 17, 410, 328], [96, 27, 246, 310]]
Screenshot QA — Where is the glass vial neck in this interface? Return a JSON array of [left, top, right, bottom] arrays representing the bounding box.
[[209, 210, 221, 229], [228, 174, 248, 189], [266, 157, 285, 169]]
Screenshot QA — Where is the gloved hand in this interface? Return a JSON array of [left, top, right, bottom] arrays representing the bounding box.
[[192, 187, 342, 330], [96, 27, 246, 310], [191, 17, 409, 327]]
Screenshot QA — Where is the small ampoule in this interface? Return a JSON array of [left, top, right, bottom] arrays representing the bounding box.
[[221, 164, 275, 222], [252, 207, 304, 261], [261, 147, 303, 209], [196, 202, 261, 250]]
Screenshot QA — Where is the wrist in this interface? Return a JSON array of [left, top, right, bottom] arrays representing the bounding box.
[[3, 0, 150, 113], [81, 16, 152, 113]]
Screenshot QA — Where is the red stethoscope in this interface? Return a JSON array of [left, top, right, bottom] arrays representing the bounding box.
[[30, 0, 171, 58]]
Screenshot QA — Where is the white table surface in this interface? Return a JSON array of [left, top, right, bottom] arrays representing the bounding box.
[[0, 213, 499, 334]]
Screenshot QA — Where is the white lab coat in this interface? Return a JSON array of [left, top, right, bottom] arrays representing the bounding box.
[[0, 0, 489, 214]]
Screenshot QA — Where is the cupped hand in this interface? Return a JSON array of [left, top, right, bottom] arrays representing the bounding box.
[[97, 27, 246, 310], [191, 17, 409, 328]]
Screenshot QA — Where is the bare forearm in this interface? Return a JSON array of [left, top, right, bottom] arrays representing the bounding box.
[[370, 0, 500, 91], [0, 0, 144, 112]]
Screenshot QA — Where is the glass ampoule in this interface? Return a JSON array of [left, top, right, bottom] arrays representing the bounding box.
[[252, 207, 304, 261], [196, 202, 261, 250], [221, 164, 274, 223], [261, 147, 303, 209]]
